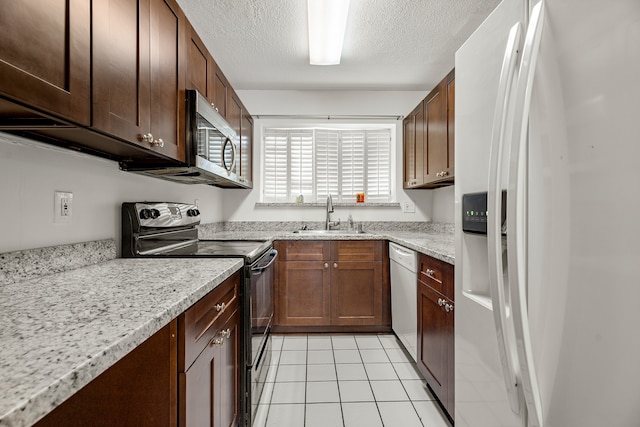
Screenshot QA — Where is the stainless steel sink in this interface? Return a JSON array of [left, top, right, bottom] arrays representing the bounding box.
[[292, 229, 368, 235]]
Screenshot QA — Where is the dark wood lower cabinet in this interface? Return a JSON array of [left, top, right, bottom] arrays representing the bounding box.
[[277, 261, 331, 326], [180, 308, 240, 427], [331, 261, 383, 326], [417, 269, 454, 418], [35, 321, 178, 427], [274, 240, 389, 332]]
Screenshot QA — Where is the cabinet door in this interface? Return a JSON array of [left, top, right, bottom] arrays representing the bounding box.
[[186, 23, 213, 102], [417, 280, 454, 415], [93, 0, 151, 147], [0, 0, 91, 125], [148, 0, 185, 161], [36, 321, 177, 427], [403, 103, 424, 188], [93, 0, 184, 161], [228, 91, 242, 139], [331, 261, 383, 326], [445, 72, 455, 178], [181, 309, 239, 427], [218, 309, 240, 427], [424, 86, 446, 183], [212, 64, 228, 118], [277, 261, 331, 326]]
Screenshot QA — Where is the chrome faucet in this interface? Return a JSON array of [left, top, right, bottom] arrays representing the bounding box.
[[325, 194, 339, 230]]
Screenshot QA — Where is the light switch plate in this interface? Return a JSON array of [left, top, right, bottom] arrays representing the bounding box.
[[54, 191, 73, 223], [403, 200, 415, 213]]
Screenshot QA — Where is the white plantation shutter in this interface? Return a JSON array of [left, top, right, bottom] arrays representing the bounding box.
[[315, 130, 340, 201], [263, 130, 290, 202], [341, 131, 365, 201], [289, 130, 314, 200], [263, 127, 392, 203], [365, 130, 391, 201]]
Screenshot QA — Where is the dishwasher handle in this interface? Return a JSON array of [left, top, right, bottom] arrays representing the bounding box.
[[389, 242, 418, 272]]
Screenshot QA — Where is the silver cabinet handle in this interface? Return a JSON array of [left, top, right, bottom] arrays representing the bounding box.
[[215, 302, 226, 312], [324, 263, 329, 268], [445, 303, 453, 313], [425, 269, 435, 278], [151, 138, 164, 147], [210, 337, 224, 346], [333, 263, 338, 268], [138, 133, 153, 143], [221, 328, 231, 338], [438, 298, 445, 307]]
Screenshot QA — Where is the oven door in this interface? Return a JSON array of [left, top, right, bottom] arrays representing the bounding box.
[[248, 248, 277, 424]]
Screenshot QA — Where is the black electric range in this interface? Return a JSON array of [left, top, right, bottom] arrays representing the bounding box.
[[121, 202, 275, 427]]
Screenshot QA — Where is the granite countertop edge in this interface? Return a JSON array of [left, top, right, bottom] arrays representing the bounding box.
[[0, 257, 244, 427]]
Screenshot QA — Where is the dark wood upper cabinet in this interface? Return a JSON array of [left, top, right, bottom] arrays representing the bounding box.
[[93, 0, 186, 162], [213, 65, 229, 118], [403, 68, 454, 189], [0, 0, 91, 125], [403, 102, 424, 188], [446, 72, 455, 179], [186, 23, 213, 102], [228, 91, 243, 144]]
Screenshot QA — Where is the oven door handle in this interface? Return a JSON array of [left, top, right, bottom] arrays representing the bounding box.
[[251, 249, 278, 275]]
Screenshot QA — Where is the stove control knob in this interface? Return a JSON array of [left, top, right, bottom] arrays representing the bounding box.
[[139, 209, 152, 219], [187, 209, 200, 217], [150, 209, 161, 219]]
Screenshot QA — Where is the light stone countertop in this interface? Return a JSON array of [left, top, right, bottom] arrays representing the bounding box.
[[0, 257, 243, 427]]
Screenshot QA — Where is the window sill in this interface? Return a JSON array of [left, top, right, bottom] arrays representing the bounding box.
[[255, 202, 401, 208]]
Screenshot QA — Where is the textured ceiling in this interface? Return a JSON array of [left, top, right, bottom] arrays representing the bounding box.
[[176, 0, 501, 91]]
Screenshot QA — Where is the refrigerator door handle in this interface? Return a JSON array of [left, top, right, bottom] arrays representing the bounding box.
[[487, 21, 523, 416], [507, 1, 546, 426]]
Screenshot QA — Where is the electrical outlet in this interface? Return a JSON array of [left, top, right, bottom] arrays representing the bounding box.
[[54, 191, 73, 223], [403, 200, 415, 213]]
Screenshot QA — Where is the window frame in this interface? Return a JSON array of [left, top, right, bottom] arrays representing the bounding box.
[[261, 123, 395, 204]]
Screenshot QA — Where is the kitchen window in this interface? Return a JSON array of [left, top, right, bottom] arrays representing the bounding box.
[[263, 127, 392, 203]]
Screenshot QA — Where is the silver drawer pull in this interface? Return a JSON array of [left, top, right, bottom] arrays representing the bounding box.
[[445, 303, 454, 313], [221, 328, 231, 338], [151, 138, 164, 147], [438, 298, 445, 307], [215, 302, 226, 312], [425, 269, 435, 277], [209, 337, 224, 346]]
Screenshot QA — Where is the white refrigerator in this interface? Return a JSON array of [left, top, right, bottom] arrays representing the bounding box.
[[454, 0, 640, 426]]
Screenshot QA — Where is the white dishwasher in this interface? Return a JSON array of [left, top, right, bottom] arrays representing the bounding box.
[[389, 242, 418, 362]]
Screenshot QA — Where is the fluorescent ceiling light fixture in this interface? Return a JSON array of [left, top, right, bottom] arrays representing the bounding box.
[[307, 0, 350, 65]]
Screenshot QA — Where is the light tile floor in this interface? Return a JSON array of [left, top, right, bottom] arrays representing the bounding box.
[[253, 334, 452, 427]]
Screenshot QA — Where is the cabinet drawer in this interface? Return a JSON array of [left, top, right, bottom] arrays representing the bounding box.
[[331, 240, 382, 261], [275, 240, 331, 261], [180, 271, 240, 370], [418, 253, 454, 300]]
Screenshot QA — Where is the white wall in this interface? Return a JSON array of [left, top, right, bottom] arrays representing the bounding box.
[[225, 89, 437, 223], [0, 133, 225, 253], [431, 186, 455, 223]]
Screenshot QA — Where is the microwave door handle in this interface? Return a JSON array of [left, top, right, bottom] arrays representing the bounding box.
[[221, 137, 237, 175]]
